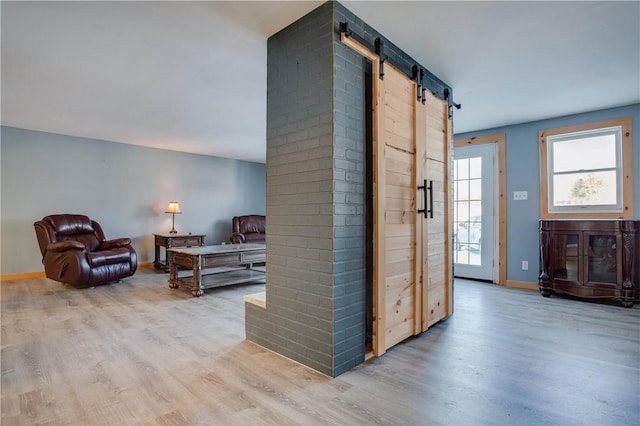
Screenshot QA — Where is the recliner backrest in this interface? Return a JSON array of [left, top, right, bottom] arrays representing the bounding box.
[[42, 214, 101, 252], [235, 215, 265, 235]]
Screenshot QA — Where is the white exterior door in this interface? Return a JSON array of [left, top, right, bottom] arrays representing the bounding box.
[[453, 143, 497, 282]]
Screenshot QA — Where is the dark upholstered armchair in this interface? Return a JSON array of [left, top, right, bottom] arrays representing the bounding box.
[[34, 214, 137, 288], [230, 215, 265, 244]]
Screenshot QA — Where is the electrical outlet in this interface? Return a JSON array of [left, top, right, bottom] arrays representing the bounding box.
[[514, 191, 528, 201], [522, 260, 529, 270]]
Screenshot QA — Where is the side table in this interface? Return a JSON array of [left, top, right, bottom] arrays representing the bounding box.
[[153, 233, 205, 272]]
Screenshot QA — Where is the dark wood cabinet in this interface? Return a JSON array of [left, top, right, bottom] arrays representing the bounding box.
[[539, 220, 639, 307]]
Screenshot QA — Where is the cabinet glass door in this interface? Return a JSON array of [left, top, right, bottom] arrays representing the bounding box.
[[552, 233, 580, 281], [587, 234, 618, 284]]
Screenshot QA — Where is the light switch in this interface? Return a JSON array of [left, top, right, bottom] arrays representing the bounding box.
[[513, 191, 528, 201]]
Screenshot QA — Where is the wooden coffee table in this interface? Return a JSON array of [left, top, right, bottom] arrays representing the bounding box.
[[167, 243, 265, 297]]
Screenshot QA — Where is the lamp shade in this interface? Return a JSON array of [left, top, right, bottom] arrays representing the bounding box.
[[165, 201, 182, 214]]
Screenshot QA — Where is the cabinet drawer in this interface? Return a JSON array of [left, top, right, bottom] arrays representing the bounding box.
[[242, 252, 266, 263], [171, 253, 195, 267], [202, 254, 242, 268], [171, 237, 202, 247]]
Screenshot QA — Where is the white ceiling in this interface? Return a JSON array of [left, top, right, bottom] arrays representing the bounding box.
[[2, 1, 638, 164]]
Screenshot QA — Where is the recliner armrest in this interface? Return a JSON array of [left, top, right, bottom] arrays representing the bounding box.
[[48, 240, 85, 252], [230, 232, 246, 244], [99, 238, 132, 250]]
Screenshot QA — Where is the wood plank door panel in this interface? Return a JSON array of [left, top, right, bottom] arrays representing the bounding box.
[[375, 67, 452, 351], [378, 63, 418, 351], [423, 93, 453, 329]]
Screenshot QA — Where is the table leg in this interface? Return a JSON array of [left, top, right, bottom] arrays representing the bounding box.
[[168, 252, 179, 289], [154, 242, 162, 269], [164, 240, 173, 272], [191, 256, 204, 297]]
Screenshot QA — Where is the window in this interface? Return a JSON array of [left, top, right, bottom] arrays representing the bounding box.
[[539, 117, 633, 219]]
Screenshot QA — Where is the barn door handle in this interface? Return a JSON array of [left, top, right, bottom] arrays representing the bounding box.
[[418, 179, 434, 219], [428, 181, 434, 218]]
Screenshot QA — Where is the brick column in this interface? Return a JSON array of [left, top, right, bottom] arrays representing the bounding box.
[[245, 0, 451, 377]]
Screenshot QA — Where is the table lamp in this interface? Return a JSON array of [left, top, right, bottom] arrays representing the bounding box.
[[165, 201, 181, 234]]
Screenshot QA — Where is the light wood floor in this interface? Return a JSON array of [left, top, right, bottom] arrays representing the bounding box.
[[2, 268, 639, 425]]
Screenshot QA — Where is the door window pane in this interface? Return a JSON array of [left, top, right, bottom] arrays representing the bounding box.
[[469, 157, 482, 179], [454, 156, 482, 266], [469, 179, 481, 201], [457, 180, 469, 201], [457, 158, 469, 180]]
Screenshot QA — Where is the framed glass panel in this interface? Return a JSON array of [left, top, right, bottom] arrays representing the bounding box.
[[539, 118, 632, 218], [552, 234, 579, 281], [587, 235, 617, 284], [553, 171, 617, 206]]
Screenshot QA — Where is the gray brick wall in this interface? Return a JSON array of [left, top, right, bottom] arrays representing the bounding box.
[[246, 0, 452, 377], [332, 5, 367, 376], [246, 1, 337, 376]]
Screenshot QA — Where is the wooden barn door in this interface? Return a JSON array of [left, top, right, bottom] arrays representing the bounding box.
[[375, 62, 422, 351], [421, 92, 453, 330], [373, 64, 453, 354], [340, 31, 452, 356]]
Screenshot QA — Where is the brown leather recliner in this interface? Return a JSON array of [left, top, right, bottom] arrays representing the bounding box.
[[34, 214, 137, 288], [230, 215, 265, 244]]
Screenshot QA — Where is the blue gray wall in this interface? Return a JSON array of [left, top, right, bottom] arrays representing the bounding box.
[[245, 1, 452, 377], [455, 103, 640, 283], [0, 126, 266, 274]]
